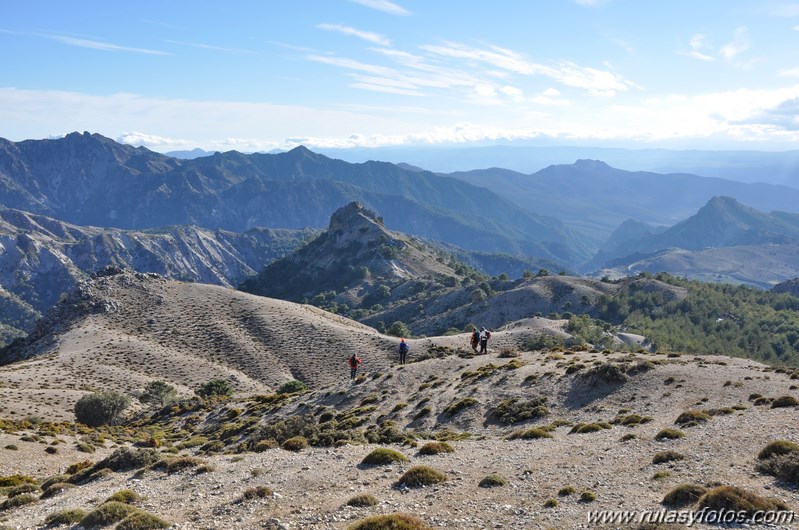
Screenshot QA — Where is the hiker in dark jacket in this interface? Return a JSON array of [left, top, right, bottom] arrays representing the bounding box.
[[398, 338, 409, 364], [348, 353, 362, 379], [470, 327, 480, 351]]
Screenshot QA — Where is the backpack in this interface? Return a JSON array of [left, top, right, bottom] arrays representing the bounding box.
[[399, 342, 408, 353], [484, 330, 491, 340]]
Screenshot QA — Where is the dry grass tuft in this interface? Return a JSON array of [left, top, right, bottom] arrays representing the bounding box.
[[397, 466, 446, 488], [361, 448, 409, 466], [662, 484, 707, 507]]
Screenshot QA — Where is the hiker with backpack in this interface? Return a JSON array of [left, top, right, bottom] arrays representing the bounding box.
[[470, 327, 480, 351], [479, 327, 492, 354], [398, 338, 409, 365], [348, 353, 362, 379]]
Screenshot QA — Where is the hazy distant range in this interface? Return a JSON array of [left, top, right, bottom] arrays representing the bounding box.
[[169, 144, 799, 187]]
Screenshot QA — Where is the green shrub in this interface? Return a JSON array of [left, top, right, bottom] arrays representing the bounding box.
[[44, 508, 87, 526], [0, 475, 34, 488], [346, 513, 431, 530], [239, 486, 273, 501], [558, 485, 576, 496], [66, 459, 93, 474], [493, 397, 548, 424], [478, 474, 507, 488], [361, 448, 409, 466], [697, 485, 789, 514], [771, 395, 799, 408], [254, 439, 279, 452], [652, 471, 671, 480], [139, 381, 177, 408], [0, 493, 36, 512], [655, 428, 685, 441], [674, 410, 711, 426], [346, 494, 379, 507], [653, 451, 685, 464], [74, 391, 131, 427], [569, 422, 612, 434], [105, 489, 144, 504], [152, 457, 205, 473], [41, 482, 75, 499], [277, 380, 308, 394], [756, 452, 799, 484], [97, 448, 160, 472], [507, 428, 553, 440], [195, 379, 233, 398], [662, 484, 708, 507], [615, 414, 653, 426], [282, 436, 308, 452], [758, 439, 799, 460], [6, 483, 40, 497], [579, 490, 597, 502], [76, 442, 96, 453], [443, 397, 478, 416], [397, 466, 446, 488], [417, 442, 455, 455], [80, 501, 138, 528], [115, 511, 171, 530], [4, 445, 17, 451]]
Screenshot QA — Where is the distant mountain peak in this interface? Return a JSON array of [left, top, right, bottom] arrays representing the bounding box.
[[573, 159, 611, 170], [328, 201, 382, 232]]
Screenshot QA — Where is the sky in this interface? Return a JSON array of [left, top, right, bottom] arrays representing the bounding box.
[[3, 0, 799, 153]]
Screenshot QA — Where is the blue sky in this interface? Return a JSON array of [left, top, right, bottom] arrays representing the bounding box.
[[2, 0, 799, 152]]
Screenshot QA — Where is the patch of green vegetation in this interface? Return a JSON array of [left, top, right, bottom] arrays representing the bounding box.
[[771, 395, 799, 408], [569, 422, 613, 434], [0, 493, 36, 512], [346, 513, 431, 530], [543, 498, 559, 508], [478, 474, 507, 488], [653, 451, 686, 465], [697, 485, 789, 514], [579, 490, 597, 502], [655, 428, 685, 441], [417, 442, 455, 455], [443, 397, 478, 416], [662, 484, 708, 508], [558, 485, 577, 496], [397, 466, 446, 488], [239, 486, 274, 501], [114, 511, 172, 530], [758, 439, 799, 460], [614, 413, 653, 426], [346, 494, 379, 507], [674, 410, 711, 426], [507, 428, 553, 440], [361, 448, 409, 466], [80, 502, 139, 528], [44, 508, 87, 526], [493, 397, 548, 424], [282, 436, 308, 452]]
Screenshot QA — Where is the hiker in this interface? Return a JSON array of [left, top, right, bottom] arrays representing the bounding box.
[[470, 327, 480, 351], [348, 353, 362, 379], [479, 327, 492, 354], [398, 338, 409, 364]]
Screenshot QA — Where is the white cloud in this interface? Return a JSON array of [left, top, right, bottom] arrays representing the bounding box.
[[719, 27, 750, 61], [769, 4, 799, 17], [307, 54, 398, 76], [779, 67, 799, 77], [500, 86, 523, 97], [43, 33, 169, 55], [794, 24, 799, 31], [316, 24, 391, 46], [164, 39, 256, 55], [118, 132, 191, 147], [681, 33, 715, 62], [349, 0, 410, 16]]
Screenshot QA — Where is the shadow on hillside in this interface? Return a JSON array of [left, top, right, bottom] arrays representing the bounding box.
[[564, 362, 653, 409]]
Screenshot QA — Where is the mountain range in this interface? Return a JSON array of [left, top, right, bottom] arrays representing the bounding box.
[[0, 132, 587, 266]]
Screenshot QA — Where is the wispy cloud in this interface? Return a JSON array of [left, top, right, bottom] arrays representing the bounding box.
[[681, 34, 715, 62], [719, 27, 750, 61], [768, 4, 799, 17], [349, 0, 410, 16], [779, 67, 799, 77], [307, 54, 398, 76], [165, 39, 257, 55], [0, 29, 169, 55], [316, 23, 391, 46], [44, 33, 169, 55]]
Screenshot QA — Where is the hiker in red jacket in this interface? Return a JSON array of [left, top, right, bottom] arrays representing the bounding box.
[[348, 353, 363, 379]]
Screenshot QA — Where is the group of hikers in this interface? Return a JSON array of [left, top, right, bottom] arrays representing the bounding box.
[[347, 326, 492, 379]]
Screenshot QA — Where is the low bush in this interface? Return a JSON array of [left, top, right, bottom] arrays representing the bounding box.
[[239, 486, 273, 501], [756, 452, 799, 484], [507, 428, 553, 440], [115, 511, 171, 530], [442, 397, 478, 417], [152, 457, 205, 474], [580, 490, 597, 502], [417, 442, 454, 455], [0, 474, 36, 488], [478, 474, 507, 488], [80, 501, 138, 528], [41, 482, 75, 499], [662, 484, 707, 507], [282, 436, 308, 452], [44, 508, 87, 526], [758, 439, 799, 460], [195, 379, 233, 398], [697, 485, 789, 514], [674, 410, 711, 426], [361, 448, 409, 466], [569, 422, 612, 434], [655, 428, 685, 441], [653, 451, 685, 465], [346, 494, 379, 507], [771, 395, 799, 408], [277, 380, 308, 394], [397, 466, 446, 488], [105, 489, 144, 504], [558, 485, 576, 496], [346, 513, 431, 530], [74, 391, 131, 427], [0, 493, 36, 512], [493, 397, 548, 424], [6, 483, 40, 497], [543, 498, 559, 508]]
